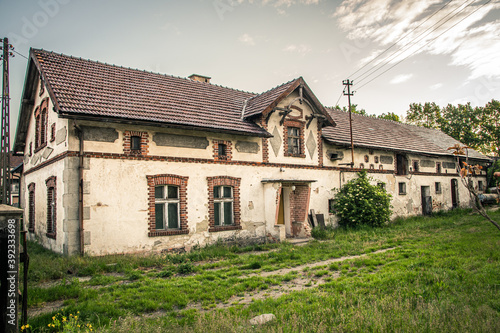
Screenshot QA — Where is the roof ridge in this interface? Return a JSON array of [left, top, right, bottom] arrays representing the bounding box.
[[247, 77, 300, 102], [33, 48, 257, 95]]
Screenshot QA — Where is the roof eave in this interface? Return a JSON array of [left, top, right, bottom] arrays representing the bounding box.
[[59, 112, 272, 138]]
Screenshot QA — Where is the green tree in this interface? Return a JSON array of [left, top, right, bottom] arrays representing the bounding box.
[[378, 112, 401, 122], [481, 100, 500, 156], [405, 102, 441, 128], [334, 104, 367, 115], [333, 171, 392, 228], [439, 103, 482, 151]]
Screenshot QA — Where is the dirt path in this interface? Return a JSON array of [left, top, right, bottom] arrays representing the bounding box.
[[28, 247, 396, 317]]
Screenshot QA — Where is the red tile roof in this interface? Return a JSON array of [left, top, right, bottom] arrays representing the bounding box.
[[32, 49, 270, 137], [244, 79, 300, 118], [322, 108, 489, 160]]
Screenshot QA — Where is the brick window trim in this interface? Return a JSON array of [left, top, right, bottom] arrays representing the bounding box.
[[147, 174, 189, 237], [213, 140, 232, 161], [283, 119, 306, 158], [34, 98, 49, 153], [123, 130, 149, 156], [28, 183, 36, 233], [45, 176, 56, 239], [207, 176, 242, 232]]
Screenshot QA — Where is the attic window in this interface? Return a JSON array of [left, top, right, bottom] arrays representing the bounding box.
[[436, 162, 442, 174], [412, 160, 419, 172], [213, 140, 232, 161], [131, 136, 141, 150]]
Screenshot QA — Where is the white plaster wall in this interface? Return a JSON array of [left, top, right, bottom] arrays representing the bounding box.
[[323, 143, 395, 172], [23, 159, 65, 253]]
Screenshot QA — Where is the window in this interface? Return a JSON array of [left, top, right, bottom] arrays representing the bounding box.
[[34, 98, 49, 150], [46, 176, 56, 238], [208, 176, 241, 232], [284, 120, 305, 158], [398, 182, 406, 195], [155, 185, 180, 230], [214, 186, 233, 226], [412, 160, 419, 172], [28, 183, 35, 232], [131, 136, 141, 150], [213, 140, 232, 161], [50, 123, 56, 142], [377, 182, 386, 190], [435, 182, 442, 194], [478, 181, 484, 191], [328, 199, 335, 214], [436, 162, 442, 174], [287, 127, 301, 155], [123, 131, 149, 156], [396, 154, 408, 175], [147, 174, 188, 237]]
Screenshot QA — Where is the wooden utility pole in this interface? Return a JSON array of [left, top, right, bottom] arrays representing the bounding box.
[[343, 79, 354, 168], [1, 38, 13, 205]]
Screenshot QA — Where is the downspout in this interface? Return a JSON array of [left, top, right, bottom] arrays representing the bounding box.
[[73, 121, 84, 255]]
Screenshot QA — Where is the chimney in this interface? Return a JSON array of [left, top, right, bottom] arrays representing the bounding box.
[[188, 74, 211, 83]]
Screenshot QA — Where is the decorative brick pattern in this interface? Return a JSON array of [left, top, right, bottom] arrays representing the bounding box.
[[213, 140, 232, 161], [123, 130, 149, 156], [28, 183, 35, 232], [260, 114, 269, 163], [146, 174, 189, 237], [289, 185, 311, 224], [45, 176, 57, 239], [207, 176, 242, 232], [283, 119, 306, 158], [317, 127, 323, 167]]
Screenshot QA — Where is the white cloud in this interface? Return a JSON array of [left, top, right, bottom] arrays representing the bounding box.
[[283, 44, 312, 55], [390, 73, 413, 84], [430, 83, 443, 90], [334, 0, 500, 78], [238, 33, 256, 46]]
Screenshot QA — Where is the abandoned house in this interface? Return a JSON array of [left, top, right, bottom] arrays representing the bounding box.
[[12, 49, 491, 255]]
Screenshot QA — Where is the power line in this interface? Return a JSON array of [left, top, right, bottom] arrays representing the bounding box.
[[356, 0, 492, 91], [354, 0, 476, 86], [348, 0, 454, 80], [12, 49, 28, 60]]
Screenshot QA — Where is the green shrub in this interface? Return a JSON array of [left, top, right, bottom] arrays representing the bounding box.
[[333, 171, 392, 228], [177, 262, 195, 275]]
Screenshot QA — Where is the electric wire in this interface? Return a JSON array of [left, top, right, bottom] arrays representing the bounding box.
[[356, 0, 492, 91], [348, 0, 454, 80], [354, 0, 477, 86], [12, 49, 29, 60]]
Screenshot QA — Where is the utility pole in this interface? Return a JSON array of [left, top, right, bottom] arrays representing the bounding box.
[[1, 38, 13, 205], [342, 79, 354, 168]]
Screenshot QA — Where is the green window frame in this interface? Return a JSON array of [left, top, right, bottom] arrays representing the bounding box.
[[213, 185, 234, 226], [154, 185, 180, 230]]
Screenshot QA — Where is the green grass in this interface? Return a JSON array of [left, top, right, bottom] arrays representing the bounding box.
[[23, 208, 500, 332]]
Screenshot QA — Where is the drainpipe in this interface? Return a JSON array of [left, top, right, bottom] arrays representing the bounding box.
[[73, 121, 84, 255]]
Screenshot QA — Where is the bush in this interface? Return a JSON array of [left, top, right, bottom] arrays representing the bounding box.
[[333, 171, 392, 228]]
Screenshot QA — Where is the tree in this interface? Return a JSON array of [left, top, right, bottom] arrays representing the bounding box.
[[332, 171, 392, 228], [448, 144, 500, 232], [334, 104, 367, 115], [378, 112, 401, 122], [481, 100, 500, 156], [405, 102, 442, 128], [439, 103, 482, 151]]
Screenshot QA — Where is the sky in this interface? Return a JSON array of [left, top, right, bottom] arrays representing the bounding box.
[[1, 0, 499, 135]]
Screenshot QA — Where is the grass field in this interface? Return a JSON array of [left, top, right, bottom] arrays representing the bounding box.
[[22, 208, 500, 332]]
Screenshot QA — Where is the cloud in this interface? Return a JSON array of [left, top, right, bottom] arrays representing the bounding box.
[[430, 83, 443, 90], [283, 44, 312, 55], [390, 73, 413, 84], [238, 33, 255, 45], [333, 0, 500, 78]]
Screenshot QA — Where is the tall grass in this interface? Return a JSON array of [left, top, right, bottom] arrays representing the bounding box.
[[25, 208, 500, 332]]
